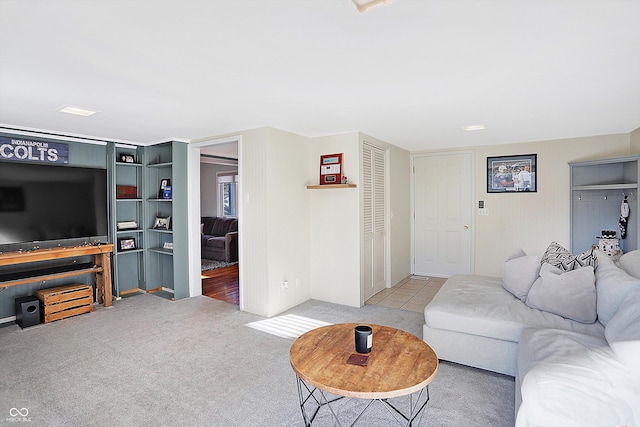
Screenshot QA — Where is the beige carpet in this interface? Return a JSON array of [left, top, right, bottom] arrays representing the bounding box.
[[0, 294, 515, 426]]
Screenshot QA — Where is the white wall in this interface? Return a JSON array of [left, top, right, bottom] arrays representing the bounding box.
[[471, 133, 631, 276], [308, 133, 362, 307], [237, 128, 271, 315], [264, 128, 311, 316], [236, 127, 311, 317]]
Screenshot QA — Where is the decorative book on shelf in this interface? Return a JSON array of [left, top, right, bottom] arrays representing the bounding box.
[[116, 185, 137, 199], [162, 186, 172, 199]]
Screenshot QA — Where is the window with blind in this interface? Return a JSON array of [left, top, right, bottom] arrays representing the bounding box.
[[217, 172, 238, 217]]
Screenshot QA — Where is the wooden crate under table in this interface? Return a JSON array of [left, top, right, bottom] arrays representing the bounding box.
[[35, 284, 93, 324]]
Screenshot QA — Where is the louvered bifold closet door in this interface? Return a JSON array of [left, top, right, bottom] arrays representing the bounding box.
[[363, 143, 387, 300]]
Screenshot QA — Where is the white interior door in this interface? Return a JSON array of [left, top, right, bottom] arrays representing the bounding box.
[[413, 152, 472, 277], [363, 144, 387, 300]]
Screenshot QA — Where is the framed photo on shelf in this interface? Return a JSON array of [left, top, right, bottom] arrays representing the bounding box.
[[487, 154, 537, 193], [119, 153, 136, 163], [153, 215, 171, 230], [118, 237, 137, 251], [319, 153, 343, 185]]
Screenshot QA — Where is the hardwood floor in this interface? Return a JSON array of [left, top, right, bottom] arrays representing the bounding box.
[[202, 263, 239, 305]]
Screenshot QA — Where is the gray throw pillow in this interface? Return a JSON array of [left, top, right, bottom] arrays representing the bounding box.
[[540, 241, 596, 271], [604, 288, 640, 374], [502, 249, 540, 301], [595, 250, 640, 326], [618, 250, 640, 279], [526, 263, 597, 323]]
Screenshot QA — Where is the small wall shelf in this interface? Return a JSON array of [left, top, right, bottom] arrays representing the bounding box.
[[306, 184, 357, 189]]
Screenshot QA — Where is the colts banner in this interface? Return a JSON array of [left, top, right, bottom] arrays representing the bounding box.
[[0, 136, 69, 164]]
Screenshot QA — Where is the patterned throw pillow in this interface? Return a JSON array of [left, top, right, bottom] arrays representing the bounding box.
[[540, 241, 596, 271]]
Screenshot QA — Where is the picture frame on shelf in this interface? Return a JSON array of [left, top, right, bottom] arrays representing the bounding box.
[[119, 153, 136, 163], [118, 237, 137, 251], [487, 154, 537, 193], [153, 215, 171, 230]]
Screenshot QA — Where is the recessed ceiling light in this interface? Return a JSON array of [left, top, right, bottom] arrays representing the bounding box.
[[58, 106, 98, 117], [462, 124, 486, 131], [351, 0, 399, 13]]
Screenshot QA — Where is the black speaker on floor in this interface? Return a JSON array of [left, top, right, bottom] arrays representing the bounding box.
[[15, 296, 41, 329]]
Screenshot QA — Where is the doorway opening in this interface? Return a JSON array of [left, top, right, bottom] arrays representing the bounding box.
[[190, 137, 241, 306]]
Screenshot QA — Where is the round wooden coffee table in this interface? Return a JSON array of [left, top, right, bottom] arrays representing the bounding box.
[[290, 323, 438, 426]]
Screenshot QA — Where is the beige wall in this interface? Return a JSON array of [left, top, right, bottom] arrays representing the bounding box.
[[308, 133, 362, 307], [631, 127, 640, 155], [237, 128, 409, 314], [224, 127, 634, 315], [472, 133, 630, 276]]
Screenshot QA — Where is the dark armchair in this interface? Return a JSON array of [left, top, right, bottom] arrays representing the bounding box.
[[201, 216, 238, 262]]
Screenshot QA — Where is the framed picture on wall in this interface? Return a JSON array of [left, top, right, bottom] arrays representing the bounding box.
[[487, 154, 537, 193]]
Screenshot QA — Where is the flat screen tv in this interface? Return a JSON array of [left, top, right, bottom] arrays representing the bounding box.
[[0, 161, 108, 246]]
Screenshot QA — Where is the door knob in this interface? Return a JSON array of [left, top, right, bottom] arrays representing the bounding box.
[[464, 224, 469, 229]]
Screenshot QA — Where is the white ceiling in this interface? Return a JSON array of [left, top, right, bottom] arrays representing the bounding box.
[[1, 0, 639, 152]]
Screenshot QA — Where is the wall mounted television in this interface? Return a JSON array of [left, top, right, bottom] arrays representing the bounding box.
[[0, 161, 108, 247]]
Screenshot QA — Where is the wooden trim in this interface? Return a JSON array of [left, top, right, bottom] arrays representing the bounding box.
[[119, 288, 142, 296]]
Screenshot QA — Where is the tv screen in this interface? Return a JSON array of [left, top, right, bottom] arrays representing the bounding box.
[[0, 161, 108, 246]]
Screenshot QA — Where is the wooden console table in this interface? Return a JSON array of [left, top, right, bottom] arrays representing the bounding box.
[[0, 244, 114, 307]]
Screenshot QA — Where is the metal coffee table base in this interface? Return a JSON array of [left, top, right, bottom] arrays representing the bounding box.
[[296, 376, 430, 427]]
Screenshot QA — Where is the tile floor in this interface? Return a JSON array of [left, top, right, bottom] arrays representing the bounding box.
[[365, 275, 446, 313]]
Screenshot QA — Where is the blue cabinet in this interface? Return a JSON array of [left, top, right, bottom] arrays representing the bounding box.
[[570, 156, 639, 254]]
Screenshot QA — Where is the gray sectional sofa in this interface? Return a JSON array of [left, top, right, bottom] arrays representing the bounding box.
[[423, 247, 640, 426], [201, 216, 238, 262]]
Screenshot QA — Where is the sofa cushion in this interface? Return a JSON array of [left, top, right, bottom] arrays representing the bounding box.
[[604, 288, 640, 374], [204, 236, 226, 249], [618, 250, 640, 279], [424, 275, 604, 344], [502, 249, 540, 301], [516, 328, 640, 427], [202, 216, 238, 237], [595, 250, 640, 326], [540, 241, 596, 271], [525, 264, 597, 323]]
